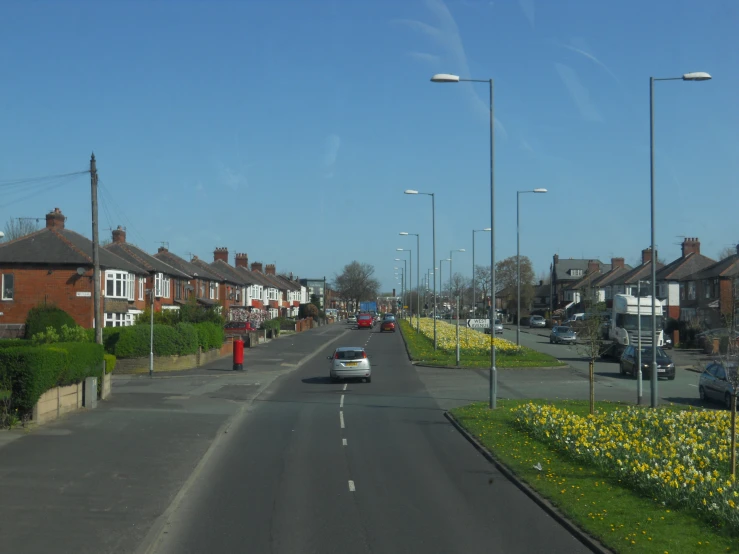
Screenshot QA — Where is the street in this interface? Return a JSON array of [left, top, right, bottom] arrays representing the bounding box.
[[145, 324, 588, 554]]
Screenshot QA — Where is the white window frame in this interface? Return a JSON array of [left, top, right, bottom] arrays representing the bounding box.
[[104, 312, 134, 327], [105, 270, 129, 299], [139, 277, 145, 301], [1, 274, 14, 300], [210, 281, 217, 300], [127, 274, 135, 301], [155, 273, 171, 298], [688, 281, 696, 301]]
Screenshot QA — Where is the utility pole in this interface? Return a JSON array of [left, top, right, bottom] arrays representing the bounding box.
[[90, 153, 102, 345]]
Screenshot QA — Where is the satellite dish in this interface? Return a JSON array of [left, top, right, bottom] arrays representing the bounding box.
[[76, 267, 85, 276]]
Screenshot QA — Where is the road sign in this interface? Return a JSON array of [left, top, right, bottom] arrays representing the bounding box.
[[467, 319, 490, 328]]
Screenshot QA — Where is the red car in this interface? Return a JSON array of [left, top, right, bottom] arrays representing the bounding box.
[[357, 313, 374, 329], [224, 321, 256, 334], [380, 319, 396, 332]]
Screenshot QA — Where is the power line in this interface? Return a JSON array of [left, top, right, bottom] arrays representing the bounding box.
[[97, 179, 147, 247], [0, 170, 88, 188], [0, 173, 84, 209]]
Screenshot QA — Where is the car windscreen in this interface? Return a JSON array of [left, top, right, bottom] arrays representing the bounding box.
[[359, 315, 371, 320]]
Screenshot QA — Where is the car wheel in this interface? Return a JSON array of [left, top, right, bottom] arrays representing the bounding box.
[[549, 339, 553, 344], [725, 393, 732, 410], [699, 386, 706, 401], [619, 363, 625, 375]]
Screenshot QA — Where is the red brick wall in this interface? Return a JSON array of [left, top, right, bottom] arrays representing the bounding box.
[[720, 279, 735, 317], [667, 305, 680, 319], [0, 265, 97, 327]]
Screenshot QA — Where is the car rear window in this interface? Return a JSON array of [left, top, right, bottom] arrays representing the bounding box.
[[359, 315, 371, 320], [336, 350, 364, 360]]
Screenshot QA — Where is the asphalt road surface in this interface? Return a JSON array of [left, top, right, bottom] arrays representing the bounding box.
[[147, 325, 589, 554]]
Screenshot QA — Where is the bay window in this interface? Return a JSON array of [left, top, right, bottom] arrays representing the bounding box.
[[155, 273, 171, 298], [105, 271, 129, 299]]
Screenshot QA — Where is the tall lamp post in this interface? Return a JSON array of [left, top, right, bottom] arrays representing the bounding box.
[[397, 248, 412, 320], [431, 73, 496, 408], [649, 71, 711, 408], [449, 249, 465, 317], [400, 232, 421, 332], [394, 258, 407, 317], [516, 188, 548, 345], [439, 258, 451, 314], [472, 228, 491, 317], [405, 190, 436, 348]]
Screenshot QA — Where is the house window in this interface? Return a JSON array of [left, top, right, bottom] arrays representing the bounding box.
[[199, 280, 206, 298], [175, 279, 182, 300], [680, 283, 685, 301], [236, 287, 241, 302], [128, 274, 135, 301], [104, 312, 134, 327], [139, 277, 145, 301], [210, 282, 217, 300], [105, 271, 129, 299], [1, 274, 14, 300], [155, 273, 171, 298], [571, 269, 583, 277], [688, 281, 696, 300], [703, 279, 711, 299]]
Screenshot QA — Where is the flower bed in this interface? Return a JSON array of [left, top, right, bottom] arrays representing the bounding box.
[[511, 402, 739, 532], [417, 317, 520, 354]]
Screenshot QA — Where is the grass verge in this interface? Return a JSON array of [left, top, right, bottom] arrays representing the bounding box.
[[399, 318, 564, 369], [450, 399, 738, 554]]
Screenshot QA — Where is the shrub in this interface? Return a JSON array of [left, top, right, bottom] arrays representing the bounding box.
[[194, 322, 224, 351], [172, 322, 199, 356], [60, 324, 89, 343], [104, 353, 116, 374], [0, 339, 27, 349], [32, 326, 60, 344], [24, 305, 76, 340], [113, 324, 200, 358]]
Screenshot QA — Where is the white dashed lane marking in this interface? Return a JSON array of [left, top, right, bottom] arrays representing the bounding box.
[[343, 383, 348, 391], [340, 394, 344, 408], [342, 438, 347, 446], [348, 480, 356, 492], [340, 411, 345, 429]]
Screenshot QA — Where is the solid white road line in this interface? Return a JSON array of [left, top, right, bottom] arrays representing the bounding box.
[[342, 438, 347, 446], [348, 480, 356, 492], [340, 411, 345, 429], [340, 394, 344, 408], [688, 384, 698, 387], [343, 383, 348, 391]]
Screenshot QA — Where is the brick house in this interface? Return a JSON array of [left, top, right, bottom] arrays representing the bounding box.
[[275, 273, 302, 317], [550, 254, 610, 311], [188, 248, 246, 316], [104, 227, 191, 315], [263, 264, 292, 317], [531, 280, 551, 315], [566, 258, 633, 308], [679, 245, 739, 328], [153, 246, 224, 310], [605, 249, 664, 304], [655, 238, 716, 320], [0, 208, 146, 333], [232, 253, 263, 313], [250, 262, 281, 319]]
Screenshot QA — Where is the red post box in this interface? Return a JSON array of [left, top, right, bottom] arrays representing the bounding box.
[[233, 339, 244, 371]]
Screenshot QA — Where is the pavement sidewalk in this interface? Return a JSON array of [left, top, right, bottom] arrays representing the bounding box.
[[0, 323, 349, 554]]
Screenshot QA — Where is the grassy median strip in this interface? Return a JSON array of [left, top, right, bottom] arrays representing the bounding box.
[[399, 318, 564, 368], [451, 399, 738, 554]]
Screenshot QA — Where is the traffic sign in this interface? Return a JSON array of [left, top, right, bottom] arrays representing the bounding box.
[[467, 319, 491, 328]]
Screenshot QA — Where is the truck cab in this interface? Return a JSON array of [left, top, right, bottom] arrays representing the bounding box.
[[603, 294, 664, 358]]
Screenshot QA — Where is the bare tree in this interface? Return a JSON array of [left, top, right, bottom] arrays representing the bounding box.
[[474, 265, 492, 317], [575, 314, 606, 415], [495, 255, 536, 318], [3, 218, 39, 241], [718, 246, 737, 261], [332, 261, 380, 309]]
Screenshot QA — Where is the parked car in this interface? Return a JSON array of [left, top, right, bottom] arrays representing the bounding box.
[[224, 321, 256, 334], [328, 347, 371, 383], [549, 326, 577, 344], [619, 345, 675, 380], [357, 313, 374, 329], [484, 318, 504, 334], [380, 319, 396, 332], [529, 315, 546, 328], [347, 315, 357, 325], [699, 361, 736, 409]]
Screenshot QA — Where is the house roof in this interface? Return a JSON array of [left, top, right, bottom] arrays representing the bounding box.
[[682, 253, 739, 281], [591, 265, 633, 287], [248, 269, 279, 289], [656, 251, 718, 281], [105, 243, 191, 279], [0, 227, 144, 274], [206, 259, 250, 286], [154, 250, 222, 282], [554, 258, 610, 281], [276, 274, 301, 291], [608, 260, 665, 286]]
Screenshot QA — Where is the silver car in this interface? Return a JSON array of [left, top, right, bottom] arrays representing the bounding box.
[[529, 315, 546, 328], [328, 347, 372, 383], [347, 315, 357, 325], [550, 326, 577, 344], [699, 361, 736, 409]]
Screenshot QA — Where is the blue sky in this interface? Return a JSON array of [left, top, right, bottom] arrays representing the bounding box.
[[1, 0, 736, 292]]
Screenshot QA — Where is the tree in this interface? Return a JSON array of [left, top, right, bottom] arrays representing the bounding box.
[[575, 314, 606, 415], [331, 261, 380, 310], [474, 265, 492, 316], [449, 273, 471, 314], [719, 246, 737, 261], [495, 255, 535, 318], [3, 218, 39, 241]]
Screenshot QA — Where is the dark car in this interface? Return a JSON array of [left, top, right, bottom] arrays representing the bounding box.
[[224, 321, 256, 334], [549, 326, 577, 344], [380, 318, 396, 332], [699, 361, 737, 409], [619, 345, 675, 380]]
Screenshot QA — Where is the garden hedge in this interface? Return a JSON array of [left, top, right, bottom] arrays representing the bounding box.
[[194, 322, 225, 351], [24, 305, 76, 340]]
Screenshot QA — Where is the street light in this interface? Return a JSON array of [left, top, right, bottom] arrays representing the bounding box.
[[395, 257, 407, 317], [649, 71, 711, 408], [516, 188, 548, 345], [432, 72, 496, 408], [472, 228, 491, 318], [400, 232, 421, 333], [397, 248, 412, 320], [405, 189, 437, 349], [449, 249, 465, 317], [439, 258, 451, 314]]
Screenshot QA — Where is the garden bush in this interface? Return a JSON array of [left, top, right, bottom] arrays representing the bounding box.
[[0, 339, 27, 349], [24, 305, 76, 340], [194, 322, 224, 351], [104, 353, 116, 374], [113, 324, 201, 358]]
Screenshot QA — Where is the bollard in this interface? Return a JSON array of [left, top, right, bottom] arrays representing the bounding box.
[[233, 338, 244, 371]]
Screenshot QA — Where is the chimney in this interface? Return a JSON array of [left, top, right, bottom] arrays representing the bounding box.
[[191, 255, 199, 262], [587, 260, 599, 274], [266, 264, 276, 275], [45, 207, 65, 229], [251, 261, 263, 273], [158, 246, 168, 253], [112, 226, 126, 244], [681, 237, 701, 257], [642, 247, 655, 264], [611, 257, 625, 269], [213, 247, 228, 263], [234, 252, 249, 268], [553, 254, 559, 264], [289, 272, 294, 280]]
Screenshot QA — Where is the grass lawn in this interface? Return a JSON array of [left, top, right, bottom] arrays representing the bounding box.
[[450, 399, 738, 554], [399, 318, 564, 369]]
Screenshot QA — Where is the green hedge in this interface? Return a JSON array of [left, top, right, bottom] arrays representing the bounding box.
[[112, 323, 199, 358], [104, 353, 116, 374], [0, 339, 27, 349], [194, 322, 225, 351], [0, 342, 104, 414], [24, 305, 76, 340]]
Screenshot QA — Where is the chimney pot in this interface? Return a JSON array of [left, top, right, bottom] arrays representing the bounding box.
[[45, 208, 66, 229], [112, 226, 126, 244], [157, 246, 168, 253], [213, 247, 229, 263], [251, 261, 263, 273], [234, 252, 249, 268], [681, 237, 701, 257], [641, 247, 655, 264]]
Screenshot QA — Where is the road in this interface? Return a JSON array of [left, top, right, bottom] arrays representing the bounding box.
[[146, 324, 589, 554]]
